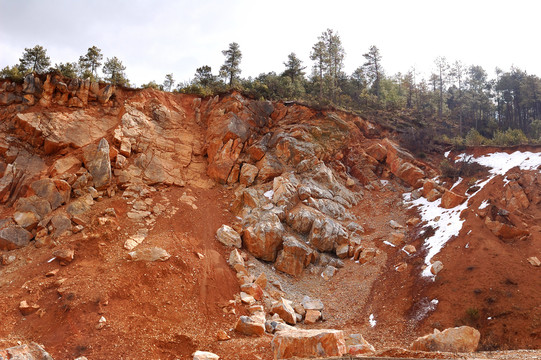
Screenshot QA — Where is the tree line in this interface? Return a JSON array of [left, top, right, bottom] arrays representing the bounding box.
[[3, 33, 541, 145], [177, 30, 541, 145], [1, 45, 129, 86]]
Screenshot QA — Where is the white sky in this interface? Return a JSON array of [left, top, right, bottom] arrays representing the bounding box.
[[1, 0, 540, 87]]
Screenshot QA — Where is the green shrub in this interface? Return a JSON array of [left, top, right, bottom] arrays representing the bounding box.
[[465, 128, 488, 146], [491, 128, 528, 146], [440, 159, 460, 179]]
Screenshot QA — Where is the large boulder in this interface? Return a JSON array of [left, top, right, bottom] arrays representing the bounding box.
[[272, 174, 299, 210], [366, 143, 387, 162], [256, 155, 284, 183], [271, 298, 297, 325], [286, 204, 321, 234], [410, 326, 480, 353], [234, 315, 265, 337], [239, 163, 259, 186], [242, 212, 284, 261], [346, 334, 376, 355], [30, 179, 70, 210], [395, 161, 425, 189], [441, 189, 467, 209], [83, 138, 112, 190], [215, 225, 241, 248], [0, 225, 33, 250], [271, 328, 346, 359], [484, 217, 529, 240], [274, 236, 313, 277], [308, 217, 348, 253], [0, 343, 53, 360]]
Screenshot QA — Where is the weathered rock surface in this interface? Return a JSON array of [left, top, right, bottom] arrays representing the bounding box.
[[128, 247, 171, 262], [239, 163, 259, 186], [241, 212, 284, 262], [274, 236, 313, 276], [271, 298, 297, 325], [83, 138, 112, 190], [308, 217, 348, 253], [234, 315, 265, 336], [0, 343, 53, 360], [441, 189, 467, 209], [271, 328, 346, 359], [346, 334, 376, 355], [410, 326, 480, 353], [192, 350, 219, 360], [216, 225, 241, 248], [0, 225, 33, 250], [15, 111, 117, 154]]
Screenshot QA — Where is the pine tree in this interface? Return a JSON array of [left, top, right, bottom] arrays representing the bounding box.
[[363, 45, 383, 97], [282, 53, 306, 81], [19, 45, 51, 74], [220, 42, 242, 86], [53, 62, 78, 78], [79, 46, 103, 80], [103, 56, 129, 86], [310, 39, 327, 101], [163, 73, 175, 92], [194, 66, 215, 87], [310, 29, 345, 102]]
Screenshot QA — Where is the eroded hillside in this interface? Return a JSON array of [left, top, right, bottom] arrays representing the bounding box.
[[0, 74, 539, 360]]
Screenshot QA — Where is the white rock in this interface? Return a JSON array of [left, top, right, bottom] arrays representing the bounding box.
[[193, 350, 219, 360]]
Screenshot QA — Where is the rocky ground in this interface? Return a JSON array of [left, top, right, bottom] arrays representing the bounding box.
[[0, 74, 539, 360]]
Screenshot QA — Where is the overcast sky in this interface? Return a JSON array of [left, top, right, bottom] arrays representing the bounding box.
[[1, 0, 540, 87]]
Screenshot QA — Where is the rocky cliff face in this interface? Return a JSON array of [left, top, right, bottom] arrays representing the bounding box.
[[0, 74, 539, 359], [0, 76, 432, 266]]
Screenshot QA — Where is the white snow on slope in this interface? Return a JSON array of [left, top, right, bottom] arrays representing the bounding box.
[[404, 193, 468, 277], [458, 151, 541, 176], [406, 150, 541, 278]]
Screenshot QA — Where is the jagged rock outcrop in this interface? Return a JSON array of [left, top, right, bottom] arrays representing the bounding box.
[[242, 212, 284, 262], [271, 328, 347, 359], [410, 326, 480, 353]]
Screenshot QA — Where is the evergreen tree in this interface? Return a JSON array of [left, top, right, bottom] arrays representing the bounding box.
[[220, 42, 242, 86], [163, 73, 175, 92], [434, 56, 449, 119], [19, 45, 51, 74], [363, 45, 383, 98], [53, 62, 78, 78], [0, 65, 24, 81], [310, 29, 345, 102], [282, 52, 306, 81], [103, 56, 129, 86], [79, 46, 103, 80], [310, 39, 327, 101], [194, 65, 216, 87]]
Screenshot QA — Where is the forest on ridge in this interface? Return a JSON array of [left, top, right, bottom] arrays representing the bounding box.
[[3, 29, 541, 150]]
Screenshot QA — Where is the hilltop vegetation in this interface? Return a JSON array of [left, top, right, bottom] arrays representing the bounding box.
[[3, 29, 541, 148]]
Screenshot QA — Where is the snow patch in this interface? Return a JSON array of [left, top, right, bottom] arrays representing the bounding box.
[[383, 241, 396, 247], [406, 150, 541, 278], [478, 200, 490, 209], [444, 150, 451, 158], [450, 177, 463, 191], [404, 193, 468, 276], [263, 190, 274, 199], [458, 151, 541, 176], [369, 314, 376, 327]]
